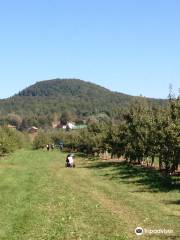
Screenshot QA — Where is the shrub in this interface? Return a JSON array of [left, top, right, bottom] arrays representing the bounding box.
[[33, 131, 52, 149], [0, 127, 27, 155]]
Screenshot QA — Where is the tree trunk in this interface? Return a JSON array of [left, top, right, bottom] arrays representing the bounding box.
[[151, 156, 155, 166]]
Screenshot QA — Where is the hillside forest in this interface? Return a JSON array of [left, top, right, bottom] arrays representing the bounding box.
[[0, 79, 179, 182]]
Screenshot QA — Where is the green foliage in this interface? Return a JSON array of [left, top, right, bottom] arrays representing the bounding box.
[[0, 79, 177, 178], [7, 113, 22, 128], [157, 97, 180, 173], [49, 119, 109, 155], [60, 111, 73, 125], [0, 127, 27, 155], [106, 96, 180, 175], [33, 131, 52, 149], [41, 94, 179, 178], [0, 79, 167, 128]]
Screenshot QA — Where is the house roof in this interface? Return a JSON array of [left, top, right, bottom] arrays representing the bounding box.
[[30, 126, 38, 130]]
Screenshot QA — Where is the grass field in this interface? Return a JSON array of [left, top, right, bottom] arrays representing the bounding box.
[[0, 149, 179, 240]]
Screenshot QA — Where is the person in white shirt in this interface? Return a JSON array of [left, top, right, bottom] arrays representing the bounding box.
[[66, 154, 75, 167]]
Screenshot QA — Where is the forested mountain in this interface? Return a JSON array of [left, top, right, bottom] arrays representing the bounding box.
[[0, 79, 167, 128]]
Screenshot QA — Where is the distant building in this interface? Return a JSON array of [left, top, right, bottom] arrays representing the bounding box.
[[59, 122, 87, 130], [28, 126, 38, 133], [67, 122, 76, 129]]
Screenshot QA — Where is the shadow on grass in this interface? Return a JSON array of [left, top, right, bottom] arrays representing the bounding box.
[[161, 200, 180, 205], [85, 161, 180, 193], [167, 237, 180, 240], [75, 152, 99, 161]]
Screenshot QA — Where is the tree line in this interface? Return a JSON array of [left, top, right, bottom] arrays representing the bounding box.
[[0, 79, 166, 129], [34, 94, 180, 176]]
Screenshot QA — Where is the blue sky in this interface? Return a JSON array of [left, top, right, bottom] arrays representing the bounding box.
[[0, 0, 180, 99]]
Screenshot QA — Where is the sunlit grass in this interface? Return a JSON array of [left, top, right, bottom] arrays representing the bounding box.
[[0, 149, 179, 239]]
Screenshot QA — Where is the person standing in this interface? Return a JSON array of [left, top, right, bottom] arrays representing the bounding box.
[[51, 144, 55, 151], [46, 144, 50, 151]]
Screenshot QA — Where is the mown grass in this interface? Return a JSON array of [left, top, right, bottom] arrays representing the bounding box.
[[0, 149, 179, 240]]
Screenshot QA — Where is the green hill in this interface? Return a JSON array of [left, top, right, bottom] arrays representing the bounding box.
[[0, 79, 166, 128]]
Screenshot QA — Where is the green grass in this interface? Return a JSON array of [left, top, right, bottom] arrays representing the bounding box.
[[0, 150, 179, 240]]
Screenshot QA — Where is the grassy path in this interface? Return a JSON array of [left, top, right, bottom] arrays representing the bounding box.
[[0, 150, 179, 240]]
